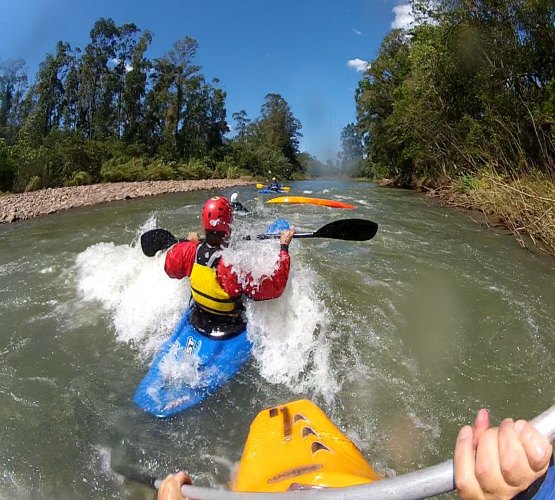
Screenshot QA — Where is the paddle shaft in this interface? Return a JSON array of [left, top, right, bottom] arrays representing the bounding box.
[[119, 404, 555, 498], [174, 404, 555, 499], [141, 219, 378, 255], [256, 232, 323, 240]]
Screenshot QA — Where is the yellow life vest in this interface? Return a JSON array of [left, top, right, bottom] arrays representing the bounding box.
[[190, 243, 240, 316]]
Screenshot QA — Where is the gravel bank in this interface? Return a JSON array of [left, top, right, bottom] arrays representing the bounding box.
[[0, 179, 252, 224]]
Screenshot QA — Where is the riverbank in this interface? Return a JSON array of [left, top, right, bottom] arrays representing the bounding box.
[[0, 178, 252, 224], [427, 173, 554, 257], [376, 173, 555, 257]]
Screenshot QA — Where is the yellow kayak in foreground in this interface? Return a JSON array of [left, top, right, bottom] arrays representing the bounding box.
[[232, 399, 382, 492]]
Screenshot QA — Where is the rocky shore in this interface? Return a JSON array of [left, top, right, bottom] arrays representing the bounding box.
[[0, 179, 252, 224]]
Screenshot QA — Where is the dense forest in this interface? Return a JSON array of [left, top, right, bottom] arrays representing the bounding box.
[[0, 18, 326, 193], [338, 0, 555, 254], [2, 3, 554, 254]]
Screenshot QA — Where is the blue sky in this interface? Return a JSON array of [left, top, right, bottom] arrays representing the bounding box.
[[0, 0, 415, 162]]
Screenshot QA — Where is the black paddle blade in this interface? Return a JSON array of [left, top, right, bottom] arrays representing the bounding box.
[[313, 218, 378, 241], [140, 229, 178, 257]]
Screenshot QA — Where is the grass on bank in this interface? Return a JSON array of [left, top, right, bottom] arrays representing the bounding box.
[[433, 171, 555, 257]]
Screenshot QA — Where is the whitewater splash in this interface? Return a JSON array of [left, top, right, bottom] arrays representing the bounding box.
[[72, 217, 339, 401]]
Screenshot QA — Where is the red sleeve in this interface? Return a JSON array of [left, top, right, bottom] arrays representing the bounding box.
[[217, 249, 291, 300], [164, 241, 198, 279]]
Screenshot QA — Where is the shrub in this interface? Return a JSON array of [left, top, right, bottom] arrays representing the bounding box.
[[213, 159, 246, 179], [66, 171, 93, 186], [142, 160, 175, 181], [11, 143, 49, 192], [176, 158, 213, 180], [100, 157, 145, 182], [0, 139, 16, 192], [25, 176, 42, 192]]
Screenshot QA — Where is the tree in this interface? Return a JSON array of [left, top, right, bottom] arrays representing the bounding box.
[[232, 110, 251, 139], [24, 42, 74, 140], [123, 30, 152, 144], [355, 29, 412, 182], [0, 58, 28, 143], [255, 93, 302, 170], [338, 123, 364, 176], [78, 18, 120, 139], [0, 138, 16, 190]]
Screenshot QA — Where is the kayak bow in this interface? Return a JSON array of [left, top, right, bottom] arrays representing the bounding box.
[[233, 399, 381, 492]]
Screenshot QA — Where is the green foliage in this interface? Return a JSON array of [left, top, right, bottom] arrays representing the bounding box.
[[100, 157, 142, 182], [66, 171, 93, 186], [10, 142, 49, 191], [176, 158, 213, 180], [213, 159, 245, 179], [0, 138, 16, 191], [25, 175, 42, 192], [367, 161, 389, 180], [1, 18, 308, 192], [99, 157, 167, 182], [42, 130, 108, 185], [142, 160, 175, 181], [354, 0, 555, 185]]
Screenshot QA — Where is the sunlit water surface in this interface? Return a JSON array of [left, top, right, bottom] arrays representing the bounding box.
[[0, 180, 553, 498]]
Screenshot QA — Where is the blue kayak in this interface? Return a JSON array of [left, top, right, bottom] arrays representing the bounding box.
[[133, 308, 251, 417], [258, 188, 288, 194], [133, 219, 289, 418]]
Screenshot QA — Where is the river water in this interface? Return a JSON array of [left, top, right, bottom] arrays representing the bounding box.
[[0, 180, 554, 499]]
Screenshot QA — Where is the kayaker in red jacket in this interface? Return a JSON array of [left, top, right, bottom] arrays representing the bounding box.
[[164, 195, 294, 336]]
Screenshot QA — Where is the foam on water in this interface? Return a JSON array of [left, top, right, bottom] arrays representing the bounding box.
[[157, 343, 220, 388], [73, 218, 340, 401], [73, 218, 187, 357], [222, 233, 339, 400], [244, 263, 339, 402]]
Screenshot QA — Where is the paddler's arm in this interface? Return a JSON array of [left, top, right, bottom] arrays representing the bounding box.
[[218, 229, 294, 300], [454, 408, 553, 499], [164, 241, 199, 279], [157, 471, 192, 500]]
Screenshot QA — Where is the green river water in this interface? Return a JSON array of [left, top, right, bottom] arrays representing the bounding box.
[[0, 180, 554, 499]]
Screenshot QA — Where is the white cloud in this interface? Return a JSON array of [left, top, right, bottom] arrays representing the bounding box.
[[347, 58, 370, 72], [392, 3, 415, 29], [352, 28, 362, 36], [109, 57, 133, 72]]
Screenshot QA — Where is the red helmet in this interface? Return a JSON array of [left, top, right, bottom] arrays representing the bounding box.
[[201, 196, 233, 235]]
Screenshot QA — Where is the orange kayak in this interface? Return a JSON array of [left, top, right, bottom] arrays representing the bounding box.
[[266, 196, 356, 209], [232, 399, 381, 492]]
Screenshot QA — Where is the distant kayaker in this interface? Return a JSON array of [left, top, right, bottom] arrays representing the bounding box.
[[164, 195, 294, 336], [268, 177, 282, 191], [230, 191, 248, 213], [157, 407, 554, 499]]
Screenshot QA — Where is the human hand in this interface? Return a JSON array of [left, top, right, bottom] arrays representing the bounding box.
[[280, 229, 295, 246], [454, 408, 552, 499], [157, 471, 192, 500], [186, 232, 200, 242]]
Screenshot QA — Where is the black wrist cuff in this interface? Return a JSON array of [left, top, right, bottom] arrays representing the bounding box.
[[280, 244, 289, 252]]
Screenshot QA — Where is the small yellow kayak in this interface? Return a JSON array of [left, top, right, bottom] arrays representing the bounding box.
[[232, 399, 381, 492], [267, 196, 355, 209]]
